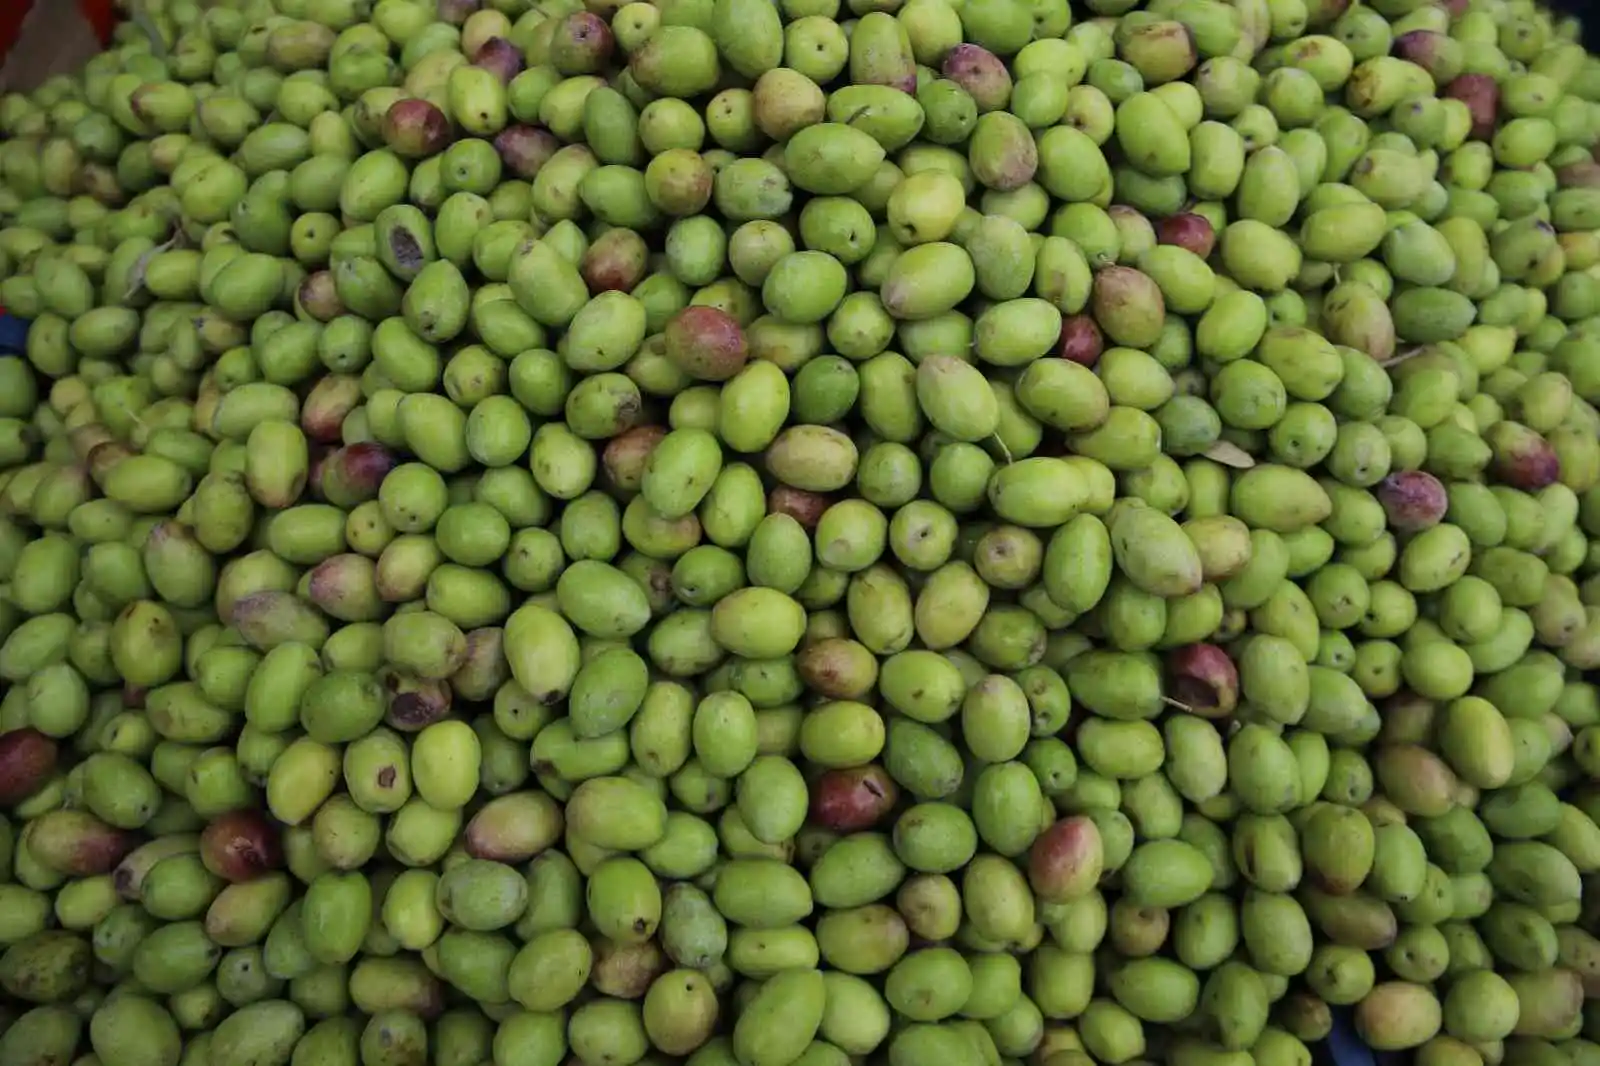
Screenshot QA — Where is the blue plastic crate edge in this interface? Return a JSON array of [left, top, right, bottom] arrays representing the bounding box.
[[0, 313, 28, 355], [1317, 1008, 1399, 1066]]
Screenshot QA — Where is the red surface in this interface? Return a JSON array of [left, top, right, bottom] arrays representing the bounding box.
[[78, 0, 118, 45], [0, 0, 117, 66], [0, 0, 36, 64]]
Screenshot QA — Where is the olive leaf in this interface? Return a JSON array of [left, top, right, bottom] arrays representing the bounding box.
[[122, 234, 181, 304], [1202, 440, 1256, 469]]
